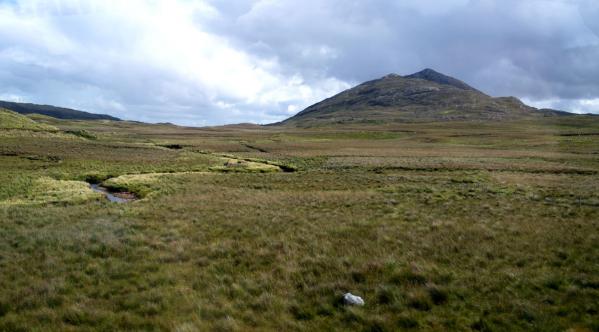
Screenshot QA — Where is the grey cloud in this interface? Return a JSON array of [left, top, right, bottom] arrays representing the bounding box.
[[1, 0, 598, 126], [208, 0, 599, 111]]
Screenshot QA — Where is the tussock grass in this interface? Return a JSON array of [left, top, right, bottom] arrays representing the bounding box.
[[0, 177, 101, 206], [102, 172, 188, 198], [210, 158, 283, 173]]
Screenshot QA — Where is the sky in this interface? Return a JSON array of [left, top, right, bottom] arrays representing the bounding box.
[[0, 0, 598, 125]]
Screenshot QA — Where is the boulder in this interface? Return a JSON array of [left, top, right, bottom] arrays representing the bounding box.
[[343, 293, 365, 306]]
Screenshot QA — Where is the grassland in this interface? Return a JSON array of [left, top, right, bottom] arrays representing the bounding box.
[[0, 115, 598, 331], [0, 109, 58, 131]]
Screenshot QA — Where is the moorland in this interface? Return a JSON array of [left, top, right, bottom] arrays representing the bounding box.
[[1, 107, 598, 331]]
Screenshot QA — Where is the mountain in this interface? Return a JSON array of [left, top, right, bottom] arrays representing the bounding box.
[[279, 69, 571, 126], [0, 101, 120, 121]]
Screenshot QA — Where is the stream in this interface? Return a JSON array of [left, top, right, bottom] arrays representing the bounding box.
[[89, 184, 137, 203]]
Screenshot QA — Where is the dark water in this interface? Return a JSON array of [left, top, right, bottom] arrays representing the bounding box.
[[89, 184, 136, 203]]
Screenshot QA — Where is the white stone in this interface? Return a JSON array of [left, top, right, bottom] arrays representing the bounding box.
[[343, 293, 365, 306]]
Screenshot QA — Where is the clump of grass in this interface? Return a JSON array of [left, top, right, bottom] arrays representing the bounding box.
[[64, 129, 97, 140], [390, 269, 428, 286], [102, 173, 165, 198], [210, 158, 282, 173], [209, 153, 298, 172], [396, 313, 420, 329], [375, 286, 400, 305], [0, 177, 101, 205], [83, 172, 113, 184], [407, 289, 433, 311], [426, 284, 449, 305]]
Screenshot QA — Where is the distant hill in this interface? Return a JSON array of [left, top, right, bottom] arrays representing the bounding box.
[[279, 69, 573, 126], [0, 101, 120, 121]]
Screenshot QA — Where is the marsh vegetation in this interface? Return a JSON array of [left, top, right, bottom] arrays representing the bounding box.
[[0, 111, 598, 331]]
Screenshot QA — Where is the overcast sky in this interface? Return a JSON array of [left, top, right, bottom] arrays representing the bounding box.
[[1, 0, 598, 125]]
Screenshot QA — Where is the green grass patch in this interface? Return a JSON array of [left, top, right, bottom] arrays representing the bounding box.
[[0, 109, 58, 131], [0, 177, 101, 206]]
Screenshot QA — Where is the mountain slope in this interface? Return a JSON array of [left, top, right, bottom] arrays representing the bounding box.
[[0, 101, 120, 121], [280, 69, 570, 126]]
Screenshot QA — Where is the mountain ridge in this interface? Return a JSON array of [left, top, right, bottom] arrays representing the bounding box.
[[0, 100, 120, 121], [405, 68, 480, 92]]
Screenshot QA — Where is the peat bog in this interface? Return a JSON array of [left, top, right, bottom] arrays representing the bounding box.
[[1, 110, 598, 331]]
